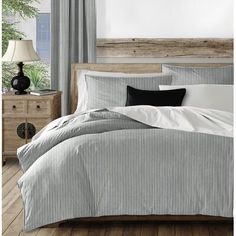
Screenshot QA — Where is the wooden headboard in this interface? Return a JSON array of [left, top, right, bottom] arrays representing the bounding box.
[[70, 63, 231, 114]]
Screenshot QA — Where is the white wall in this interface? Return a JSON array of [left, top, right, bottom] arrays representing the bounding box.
[[97, 0, 233, 38]]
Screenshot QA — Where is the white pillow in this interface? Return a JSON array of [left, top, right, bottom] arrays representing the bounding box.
[[159, 84, 233, 113], [76, 70, 172, 112]]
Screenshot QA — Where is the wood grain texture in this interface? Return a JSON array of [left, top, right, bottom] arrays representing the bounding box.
[[3, 100, 26, 115], [3, 118, 27, 154], [175, 224, 192, 236], [3, 210, 24, 236], [71, 227, 89, 236], [208, 223, 233, 236], [18, 229, 39, 236], [70, 63, 231, 114], [2, 186, 22, 214], [3, 170, 22, 198], [2, 92, 62, 119], [2, 160, 20, 185], [158, 224, 175, 236], [192, 223, 209, 236], [2, 92, 61, 100], [52, 93, 62, 119], [2, 92, 62, 159], [122, 222, 143, 236], [27, 100, 51, 116], [2, 196, 23, 232], [97, 38, 233, 58], [104, 223, 124, 236], [2, 159, 12, 173]]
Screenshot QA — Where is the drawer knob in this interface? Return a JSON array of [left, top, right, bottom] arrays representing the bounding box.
[[36, 105, 40, 109], [12, 105, 16, 110]]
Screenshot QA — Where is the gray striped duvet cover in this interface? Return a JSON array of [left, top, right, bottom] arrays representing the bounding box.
[[17, 110, 233, 231]]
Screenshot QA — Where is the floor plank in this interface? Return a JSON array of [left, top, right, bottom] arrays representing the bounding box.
[[140, 223, 158, 236], [158, 223, 175, 236], [88, 223, 107, 236], [122, 222, 142, 236], [192, 223, 209, 236], [105, 223, 124, 236], [19, 229, 40, 236], [2, 197, 23, 232], [3, 170, 22, 198], [2, 160, 20, 185], [208, 223, 233, 236], [2, 159, 17, 173], [2, 162, 11, 173], [3, 210, 24, 236], [35, 228, 57, 236], [175, 224, 193, 236], [71, 227, 89, 236], [51, 228, 73, 236], [3, 184, 22, 214]]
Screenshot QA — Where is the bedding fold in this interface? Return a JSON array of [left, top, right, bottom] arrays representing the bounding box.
[[17, 107, 233, 231], [18, 110, 151, 172], [109, 106, 233, 137]]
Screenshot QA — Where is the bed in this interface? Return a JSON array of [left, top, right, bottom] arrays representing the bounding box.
[[17, 63, 233, 231]]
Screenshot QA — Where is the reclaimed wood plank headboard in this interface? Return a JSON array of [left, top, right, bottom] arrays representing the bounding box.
[[70, 63, 232, 114]]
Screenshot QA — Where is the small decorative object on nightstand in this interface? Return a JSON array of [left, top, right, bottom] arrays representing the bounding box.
[[2, 39, 40, 95], [2, 91, 61, 164]]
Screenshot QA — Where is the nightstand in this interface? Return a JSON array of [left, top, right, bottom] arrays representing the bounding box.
[[2, 91, 61, 163]]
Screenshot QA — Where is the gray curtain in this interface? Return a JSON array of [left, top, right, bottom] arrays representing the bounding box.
[[51, 0, 96, 115]]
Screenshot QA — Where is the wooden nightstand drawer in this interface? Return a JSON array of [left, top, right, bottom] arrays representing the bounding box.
[[3, 100, 26, 114], [28, 100, 51, 115], [2, 91, 61, 159]]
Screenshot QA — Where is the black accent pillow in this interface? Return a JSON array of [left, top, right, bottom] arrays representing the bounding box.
[[126, 86, 186, 106]]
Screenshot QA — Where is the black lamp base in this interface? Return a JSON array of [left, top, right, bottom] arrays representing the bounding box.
[[11, 62, 31, 95], [14, 90, 28, 95]]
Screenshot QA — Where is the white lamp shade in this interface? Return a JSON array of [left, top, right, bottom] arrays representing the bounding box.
[[2, 40, 40, 62]]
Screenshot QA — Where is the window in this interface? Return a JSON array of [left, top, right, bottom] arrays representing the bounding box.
[[2, 0, 51, 90], [36, 13, 51, 62]]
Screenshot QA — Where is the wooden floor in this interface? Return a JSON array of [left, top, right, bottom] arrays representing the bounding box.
[[2, 159, 233, 236]]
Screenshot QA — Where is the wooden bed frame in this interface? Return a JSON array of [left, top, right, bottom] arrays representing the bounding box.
[[47, 63, 233, 227], [46, 215, 232, 228]]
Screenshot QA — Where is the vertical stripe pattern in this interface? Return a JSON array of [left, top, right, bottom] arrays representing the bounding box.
[[17, 111, 233, 231], [51, 0, 96, 115], [162, 64, 234, 85]]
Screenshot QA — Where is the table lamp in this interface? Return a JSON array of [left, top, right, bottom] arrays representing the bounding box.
[[2, 39, 40, 95]]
